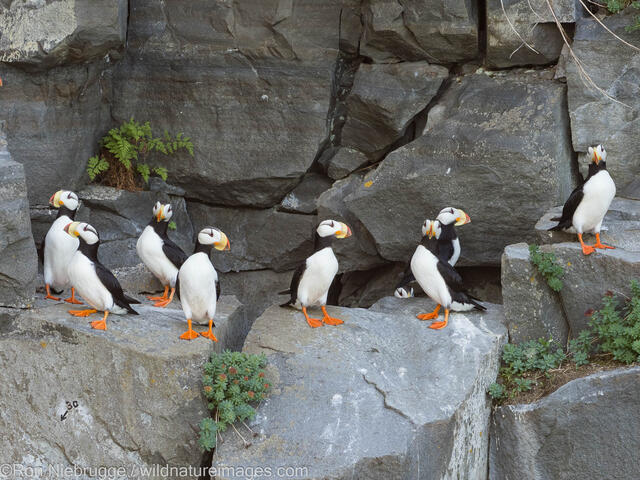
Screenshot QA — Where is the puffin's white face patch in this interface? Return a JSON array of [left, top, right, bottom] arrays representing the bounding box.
[[197, 227, 229, 250]]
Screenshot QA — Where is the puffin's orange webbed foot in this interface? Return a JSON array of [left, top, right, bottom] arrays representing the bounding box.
[[153, 288, 175, 308], [147, 285, 169, 302], [321, 306, 344, 325], [417, 304, 441, 321], [200, 320, 218, 342], [68, 309, 97, 317], [64, 288, 83, 305], [179, 319, 199, 340], [90, 319, 107, 330], [594, 234, 615, 250], [428, 309, 449, 330], [45, 284, 61, 301], [578, 233, 595, 255], [302, 307, 323, 328]]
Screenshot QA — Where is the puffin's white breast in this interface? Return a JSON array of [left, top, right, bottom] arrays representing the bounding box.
[[136, 225, 179, 286], [573, 171, 616, 233], [297, 247, 338, 307], [43, 215, 79, 289], [67, 252, 115, 312], [449, 238, 461, 266], [411, 245, 452, 308], [178, 252, 218, 321]]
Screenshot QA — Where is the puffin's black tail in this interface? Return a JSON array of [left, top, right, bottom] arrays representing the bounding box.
[[124, 294, 141, 304], [469, 297, 487, 311], [124, 303, 139, 315], [280, 300, 294, 308], [548, 219, 571, 231]]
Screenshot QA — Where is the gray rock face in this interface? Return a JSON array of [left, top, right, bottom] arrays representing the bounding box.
[[345, 70, 576, 266], [0, 0, 127, 70], [0, 126, 38, 308], [486, 0, 576, 68], [0, 297, 243, 475], [501, 243, 569, 346], [490, 367, 640, 480], [317, 173, 386, 272], [73, 186, 194, 271], [339, 262, 405, 307], [325, 147, 369, 180], [111, 0, 362, 208], [187, 202, 316, 273], [213, 300, 506, 479], [279, 173, 333, 214], [341, 62, 448, 156], [361, 0, 479, 63], [565, 7, 640, 190], [0, 62, 112, 206]]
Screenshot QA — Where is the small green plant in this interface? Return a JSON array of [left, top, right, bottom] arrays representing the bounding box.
[[87, 117, 193, 190], [199, 350, 270, 451], [606, 0, 640, 31], [489, 280, 640, 403], [529, 244, 564, 292], [168, 221, 177, 231], [589, 280, 640, 364]]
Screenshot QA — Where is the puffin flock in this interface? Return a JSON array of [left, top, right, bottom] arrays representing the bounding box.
[[42, 145, 616, 339]]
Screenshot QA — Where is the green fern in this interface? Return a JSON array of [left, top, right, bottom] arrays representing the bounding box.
[[168, 221, 177, 231], [87, 155, 109, 180], [86, 117, 194, 187]]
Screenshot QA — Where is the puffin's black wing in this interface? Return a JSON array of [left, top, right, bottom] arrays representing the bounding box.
[[94, 262, 139, 314], [436, 240, 454, 264], [437, 260, 464, 291], [162, 238, 188, 269], [395, 264, 415, 290], [216, 278, 221, 300], [280, 261, 306, 307], [549, 185, 583, 231], [451, 290, 487, 311], [175, 274, 181, 300]]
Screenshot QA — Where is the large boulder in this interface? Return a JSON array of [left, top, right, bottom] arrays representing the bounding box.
[[0, 124, 38, 308], [111, 0, 363, 208], [187, 202, 317, 273], [345, 70, 576, 266], [340, 62, 449, 157], [213, 298, 507, 478], [486, 0, 577, 68], [361, 0, 479, 63], [0, 62, 112, 207], [501, 243, 569, 346], [490, 367, 640, 480], [565, 7, 640, 191], [0, 297, 243, 476], [0, 0, 127, 70]]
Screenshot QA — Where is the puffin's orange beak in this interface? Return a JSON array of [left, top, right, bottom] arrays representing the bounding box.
[[49, 193, 56, 206], [63, 223, 71, 233]]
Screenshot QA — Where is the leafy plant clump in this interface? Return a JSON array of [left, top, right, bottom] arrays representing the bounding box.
[[529, 244, 565, 292], [199, 350, 270, 451], [489, 280, 640, 403], [87, 117, 194, 191], [606, 0, 640, 31]]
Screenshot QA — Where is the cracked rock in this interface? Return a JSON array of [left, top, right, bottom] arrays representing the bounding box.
[[213, 299, 506, 479], [0, 297, 243, 473]]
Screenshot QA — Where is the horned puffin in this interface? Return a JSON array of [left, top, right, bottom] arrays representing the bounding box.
[[64, 222, 139, 330], [549, 145, 616, 255], [136, 202, 188, 307], [175, 227, 230, 341], [280, 220, 352, 328], [43, 190, 82, 304], [410, 219, 485, 330], [395, 207, 471, 298]]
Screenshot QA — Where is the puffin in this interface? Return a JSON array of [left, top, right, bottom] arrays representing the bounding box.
[[395, 207, 471, 298], [175, 227, 230, 341], [136, 202, 188, 307], [64, 222, 139, 330], [43, 190, 82, 304], [549, 145, 616, 255], [280, 219, 352, 328], [410, 219, 485, 330]]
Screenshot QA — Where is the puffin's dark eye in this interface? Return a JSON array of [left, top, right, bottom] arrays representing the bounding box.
[[450, 208, 454, 214], [330, 221, 334, 227]]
